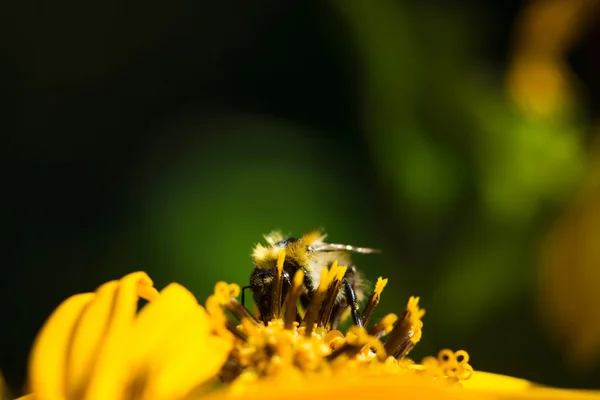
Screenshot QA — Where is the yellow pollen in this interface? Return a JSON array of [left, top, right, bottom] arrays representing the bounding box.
[[276, 250, 285, 274], [369, 313, 398, 337], [293, 269, 304, 288], [334, 265, 347, 281], [361, 277, 389, 326], [374, 277, 388, 295]]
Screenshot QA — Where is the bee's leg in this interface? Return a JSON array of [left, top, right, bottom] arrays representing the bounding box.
[[343, 279, 363, 328], [329, 304, 344, 330], [240, 285, 252, 308]]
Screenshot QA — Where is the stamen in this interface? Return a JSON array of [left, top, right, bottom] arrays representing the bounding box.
[[368, 313, 398, 338], [303, 268, 331, 336], [392, 340, 415, 360], [425, 349, 474, 381], [457, 363, 473, 380], [220, 359, 243, 383], [454, 350, 469, 364], [317, 263, 347, 328], [383, 297, 424, 360], [326, 341, 363, 362], [438, 349, 454, 364], [361, 277, 388, 326], [226, 320, 248, 341], [326, 327, 371, 362], [269, 250, 286, 321], [284, 270, 305, 329], [211, 282, 259, 327], [225, 298, 260, 325], [324, 330, 346, 351], [365, 332, 387, 361], [241, 318, 262, 343]]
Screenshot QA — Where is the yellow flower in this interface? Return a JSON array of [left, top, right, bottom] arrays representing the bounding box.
[[21, 272, 232, 400], [17, 264, 600, 399]]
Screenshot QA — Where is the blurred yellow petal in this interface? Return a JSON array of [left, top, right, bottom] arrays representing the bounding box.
[[462, 371, 533, 392], [506, 0, 597, 116], [204, 373, 495, 400], [466, 372, 600, 399], [29, 293, 95, 400], [1, 371, 13, 400], [143, 305, 232, 400], [24, 272, 234, 400], [130, 283, 199, 371], [539, 138, 600, 367], [65, 280, 119, 398], [83, 272, 155, 400], [506, 60, 573, 117], [492, 388, 600, 400], [202, 371, 600, 400]]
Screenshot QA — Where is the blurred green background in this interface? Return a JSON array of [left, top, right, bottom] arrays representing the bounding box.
[[2, 0, 600, 394]]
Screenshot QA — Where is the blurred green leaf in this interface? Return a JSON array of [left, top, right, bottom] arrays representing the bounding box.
[[336, 0, 586, 339]]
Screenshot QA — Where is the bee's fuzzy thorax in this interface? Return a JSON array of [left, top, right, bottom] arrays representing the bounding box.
[[252, 230, 327, 270], [300, 230, 327, 246], [251, 244, 279, 268]]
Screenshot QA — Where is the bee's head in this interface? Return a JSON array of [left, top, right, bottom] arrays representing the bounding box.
[[249, 266, 275, 324]]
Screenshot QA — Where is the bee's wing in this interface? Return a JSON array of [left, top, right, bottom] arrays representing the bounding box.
[[309, 242, 381, 254]]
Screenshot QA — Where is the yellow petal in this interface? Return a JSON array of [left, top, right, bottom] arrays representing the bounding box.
[[130, 283, 200, 371], [491, 387, 600, 400], [203, 373, 496, 400], [202, 370, 600, 400], [65, 280, 119, 398], [29, 293, 95, 400], [462, 371, 533, 392], [463, 372, 600, 400], [83, 272, 154, 400], [1, 370, 13, 400], [143, 305, 232, 400]]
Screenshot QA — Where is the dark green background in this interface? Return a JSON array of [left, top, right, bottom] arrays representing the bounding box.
[[2, 0, 600, 395]]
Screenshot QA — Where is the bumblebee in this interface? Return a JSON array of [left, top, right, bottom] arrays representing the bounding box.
[[243, 230, 379, 328]]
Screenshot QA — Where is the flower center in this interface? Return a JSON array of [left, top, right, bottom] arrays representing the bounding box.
[[205, 251, 473, 388]]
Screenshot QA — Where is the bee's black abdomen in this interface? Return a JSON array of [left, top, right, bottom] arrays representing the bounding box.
[[250, 267, 275, 323], [250, 266, 293, 324]]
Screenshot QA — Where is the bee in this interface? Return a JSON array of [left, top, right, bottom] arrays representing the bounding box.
[[243, 230, 380, 328]]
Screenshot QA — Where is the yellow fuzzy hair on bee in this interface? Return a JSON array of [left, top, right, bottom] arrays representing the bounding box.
[[300, 230, 327, 246], [252, 230, 327, 270]]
